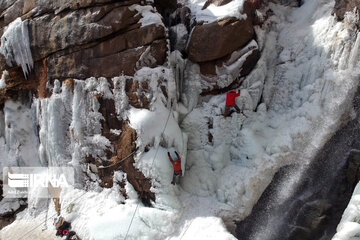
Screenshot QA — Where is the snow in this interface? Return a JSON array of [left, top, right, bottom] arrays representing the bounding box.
[[182, 0, 246, 23], [0, 70, 8, 90], [0, 18, 33, 78], [129, 4, 164, 27], [179, 217, 236, 240]]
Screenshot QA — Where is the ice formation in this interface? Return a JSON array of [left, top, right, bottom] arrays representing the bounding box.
[[0, 18, 34, 78]]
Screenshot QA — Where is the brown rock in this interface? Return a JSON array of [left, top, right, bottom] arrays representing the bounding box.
[[187, 17, 254, 62], [243, 0, 264, 23], [0, 0, 24, 27], [1, 0, 142, 29], [46, 23, 166, 79], [199, 43, 260, 77], [29, 5, 141, 61], [37, 58, 48, 98], [333, 0, 360, 22], [22, 0, 35, 15], [199, 61, 218, 76], [0, 0, 17, 13], [0, 65, 37, 104], [47, 38, 166, 79], [125, 79, 151, 109]]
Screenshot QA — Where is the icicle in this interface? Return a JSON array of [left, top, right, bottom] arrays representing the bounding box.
[[0, 18, 34, 79]]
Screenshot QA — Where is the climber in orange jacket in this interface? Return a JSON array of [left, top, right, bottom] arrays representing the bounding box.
[[224, 89, 241, 117], [168, 151, 182, 185]]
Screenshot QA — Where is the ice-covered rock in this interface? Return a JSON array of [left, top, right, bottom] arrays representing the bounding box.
[[0, 18, 33, 78]]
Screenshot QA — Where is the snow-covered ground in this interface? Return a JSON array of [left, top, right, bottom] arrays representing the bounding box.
[[1, 0, 360, 239]]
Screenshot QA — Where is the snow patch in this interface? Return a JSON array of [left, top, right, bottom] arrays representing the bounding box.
[[129, 4, 164, 27], [183, 0, 246, 23], [0, 70, 8, 90]]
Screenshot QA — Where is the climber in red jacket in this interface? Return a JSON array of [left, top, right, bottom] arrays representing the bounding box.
[[168, 151, 182, 185], [224, 89, 241, 117]]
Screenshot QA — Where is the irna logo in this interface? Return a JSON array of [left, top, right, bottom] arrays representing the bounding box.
[[8, 173, 69, 188], [3, 167, 74, 198]]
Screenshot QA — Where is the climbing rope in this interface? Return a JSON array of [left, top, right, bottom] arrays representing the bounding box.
[[41, 195, 50, 231], [179, 218, 195, 240], [98, 149, 137, 170], [124, 107, 173, 240]]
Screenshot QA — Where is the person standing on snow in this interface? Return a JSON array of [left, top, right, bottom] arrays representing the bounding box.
[[168, 151, 182, 185], [224, 89, 241, 117]]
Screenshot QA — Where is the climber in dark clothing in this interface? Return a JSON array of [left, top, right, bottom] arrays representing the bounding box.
[[168, 151, 182, 185], [224, 89, 241, 117], [56, 218, 78, 240]]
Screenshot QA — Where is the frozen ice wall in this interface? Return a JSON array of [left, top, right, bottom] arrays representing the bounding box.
[[0, 100, 41, 176], [179, 0, 360, 231], [0, 18, 34, 78]]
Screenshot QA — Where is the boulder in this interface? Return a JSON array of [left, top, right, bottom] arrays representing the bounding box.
[[187, 17, 254, 62]]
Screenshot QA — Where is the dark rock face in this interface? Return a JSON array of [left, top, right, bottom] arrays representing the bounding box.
[[235, 87, 360, 240], [187, 17, 254, 63], [333, 0, 360, 22]]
